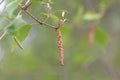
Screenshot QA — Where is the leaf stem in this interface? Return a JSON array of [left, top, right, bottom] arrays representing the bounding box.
[[14, 36, 24, 49], [0, 32, 6, 40]]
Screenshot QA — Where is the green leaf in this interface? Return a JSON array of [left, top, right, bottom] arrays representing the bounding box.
[[4, 15, 26, 35], [99, 0, 112, 14], [16, 24, 32, 42], [41, 12, 59, 20], [95, 27, 109, 51], [5, 0, 22, 17], [32, 0, 53, 4], [83, 12, 102, 21], [4, 15, 31, 50], [12, 24, 32, 50], [4, 24, 16, 35], [31, 0, 46, 2], [55, 10, 68, 13], [0, 15, 3, 18], [60, 26, 71, 44], [73, 53, 86, 64], [73, 6, 84, 24]]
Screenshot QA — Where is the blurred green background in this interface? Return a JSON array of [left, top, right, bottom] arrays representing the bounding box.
[[0, 0, 120, 80]]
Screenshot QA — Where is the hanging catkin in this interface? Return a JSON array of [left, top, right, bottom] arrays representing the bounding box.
[[89, 25, 95, 46], [55, 28, 64, 66]]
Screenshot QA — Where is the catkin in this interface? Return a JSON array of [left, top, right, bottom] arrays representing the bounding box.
[[89, 25, 95, 46], [55, 28, 64, 66]]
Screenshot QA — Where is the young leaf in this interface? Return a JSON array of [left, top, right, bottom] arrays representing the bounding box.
[[4, 15, 26, 35], [72, 6, 84, 24], [95, 27, 109, 51], [4, 24, 16, 35], [16, 24, 32, 42], [83, 12, 102, 21], [41, 12, 59, 20], [12, 24, 32, 50], [60, 26, 71, 45], [31, 0, 45, 2], [32, 0, 53, 3], [73, 53, 86, 64], [5, 0, 22, 17], [62, 11, 65, 18], [55, 10, 68, 13]]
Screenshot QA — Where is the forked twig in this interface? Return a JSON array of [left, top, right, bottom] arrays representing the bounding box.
[[19, 1, 56, 29]]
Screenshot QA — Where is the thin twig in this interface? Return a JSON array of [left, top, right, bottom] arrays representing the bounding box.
[[24, 10, 42, 24], [24, 10, 56, 28], [25, 0, 31, 6], [19, 3, 56, 29]]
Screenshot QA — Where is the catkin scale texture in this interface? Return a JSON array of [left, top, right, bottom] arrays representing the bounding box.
[[55, 28, 64, 66]]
